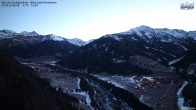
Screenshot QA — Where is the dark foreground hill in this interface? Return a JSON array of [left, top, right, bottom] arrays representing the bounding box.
[[0, 51, 78, 110]]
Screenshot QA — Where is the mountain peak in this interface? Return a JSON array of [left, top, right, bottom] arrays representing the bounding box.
[[67, 38, 86, 46], [134, 25, 153, 30], [20, 31, 39, 36], [119, 25, 196, 40], [131, 25, 154, 32], [125, 25, 155, 38]]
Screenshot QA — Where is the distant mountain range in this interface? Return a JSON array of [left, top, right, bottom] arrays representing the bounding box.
[[0, 26, 195, 74], [120, 25, 196, 40], [0, 30, 95, 59], [0, 29, 94, 46], [59, 25, 196, 74]]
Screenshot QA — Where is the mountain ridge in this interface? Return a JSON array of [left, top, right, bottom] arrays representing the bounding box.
[[1, 25, 196, 45], [0, 29, 92, 46], [59, 25, 196, 75], [117, 25, 196, 41]]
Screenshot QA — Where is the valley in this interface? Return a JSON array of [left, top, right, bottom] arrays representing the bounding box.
[[17, 57, 184, 110], [17, 58, 151, 110]]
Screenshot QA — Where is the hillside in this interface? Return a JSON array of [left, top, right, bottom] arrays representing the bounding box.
[[0, 51, 78, 110], [59, 26, 196, 75]]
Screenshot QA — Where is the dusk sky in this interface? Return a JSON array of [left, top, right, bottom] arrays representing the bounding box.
[[0, 0, 196, 41]]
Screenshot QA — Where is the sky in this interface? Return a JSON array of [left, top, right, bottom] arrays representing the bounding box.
[[0, 0, 196, 41]]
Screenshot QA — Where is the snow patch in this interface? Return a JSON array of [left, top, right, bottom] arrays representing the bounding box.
[[175, 43, 188, 51], [169, 56, 184, 66], [104, 34, 122, 41], [143, 76, 154, 81], [186, 63, 196, 76], [74, 91, 93, 110], [49, 34, 65, 41], [177, 81, 189, 110], [129, 76, 136, 83], [126, 25, 155, 39], [111, 58, 126, 64], [98, 77, 125, 89], [155, 28, 186, 38], [145, 46, 149, 49], [188, 31, 196, 40], [139, 95, 144, 103], [105, 46, 109, 51], [73, 91, 86, 96], [50, 78, 68, 92], [127, 76, 141, 87], [77, 77, 81, 90], [0, 30, 16, 38], [86, 92, 91, 106], [179, 44, 188, 51], [21, 31, 39, 36]]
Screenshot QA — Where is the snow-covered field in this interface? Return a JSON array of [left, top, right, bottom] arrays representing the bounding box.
[[98, 77, 126, 89], [177, 81, 189, 110], [97, 73, 183, 110]]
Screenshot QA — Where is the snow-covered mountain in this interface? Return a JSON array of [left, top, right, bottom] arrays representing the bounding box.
[[0, 30, 40, 39], [20, 31, 39, 36], [0, 30, 81, 58], [0, 30, 65, 41], [0, 30, 90, 46], [59, 25, 196, 74], [67, 38, 96, 46], [67, 38, 86, 46], [118, 25, 196, 41], [0, 30, 16, 39], [43, 34, 66, 41]]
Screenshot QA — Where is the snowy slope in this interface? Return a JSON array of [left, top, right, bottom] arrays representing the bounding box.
[[67, 38, 87, 46], [177, 81, 189, 110], [0, 29, 90, 46], [169, 56, 184, 66], [117, 25, 195, 42], [20, 31, 39, 36], [1, 26, 195, 46], [44, 34, 66, 41], [188, 31, 196, 40], [0, 30, 66, 41], [0, 30, 40, 39], [0, 30, 16, 39], [129, 25, 155, 39]]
